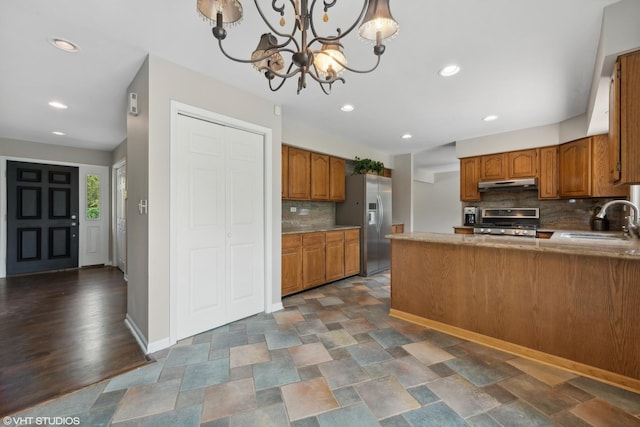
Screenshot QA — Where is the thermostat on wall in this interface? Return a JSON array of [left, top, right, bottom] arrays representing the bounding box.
[[129, 92, 138, 116]]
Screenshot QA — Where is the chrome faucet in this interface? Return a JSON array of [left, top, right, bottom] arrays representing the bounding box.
[[596, 200, 640, 238]]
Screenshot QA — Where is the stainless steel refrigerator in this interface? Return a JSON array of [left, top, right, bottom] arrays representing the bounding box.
[[336, 174, 392, 276]]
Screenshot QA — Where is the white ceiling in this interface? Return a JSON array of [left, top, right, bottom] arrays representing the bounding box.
[[0, 0, 621, 169]]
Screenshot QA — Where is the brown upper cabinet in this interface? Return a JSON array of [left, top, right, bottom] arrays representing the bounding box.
[[508, 149, 538, 178], [311, 153, 330, 200], [329, 157, 346, 201], [282, 144, 345, 202], [537, 146, 559, 199], [559, 135, 628, 198], [460, 137, 624, 201], [460, 157, 481, 202], [282, 145, 289, 199], [287, 146, 311, 200], [480, 154, 507, 181], [479, 149, 537, 181], [609, 50, 640, 185]]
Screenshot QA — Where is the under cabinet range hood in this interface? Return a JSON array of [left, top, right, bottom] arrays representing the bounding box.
[[478, 178, 537, 192]]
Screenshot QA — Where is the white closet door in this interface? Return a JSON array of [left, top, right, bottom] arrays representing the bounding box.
[[225, 126, 264, 320], [175, 113, 264, 340]]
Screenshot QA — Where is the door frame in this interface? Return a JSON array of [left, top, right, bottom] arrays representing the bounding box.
[[168, 101, 275, 346], [0, 156, 110, 278], [112, 158, 127, 279]]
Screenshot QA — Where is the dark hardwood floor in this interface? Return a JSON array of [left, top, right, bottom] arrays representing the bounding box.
[[0, 267, 150, 416]]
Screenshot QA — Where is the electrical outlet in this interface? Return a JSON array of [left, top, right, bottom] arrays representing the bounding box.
[[290, 206, 297, 213]]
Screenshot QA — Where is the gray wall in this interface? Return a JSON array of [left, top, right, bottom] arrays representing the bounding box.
[[0, 137, 112, 166], [127, 55, 282, 347], [413, 171, 461, 233], [112, 139, 127, 165], [126, 58, 151, 340]]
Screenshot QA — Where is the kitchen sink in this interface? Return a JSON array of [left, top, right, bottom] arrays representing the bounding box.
[[558, 232, 626, 241]]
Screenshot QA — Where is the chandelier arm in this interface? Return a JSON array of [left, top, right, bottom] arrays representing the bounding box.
[[253, 0, 301, 51], [268, 76, 290, 92], [308, 0, 368, 41], [306, 69, 346, 87], [315, 50, 383, 74], [256, 63, 303, 80], [216, 39, 297, 66]]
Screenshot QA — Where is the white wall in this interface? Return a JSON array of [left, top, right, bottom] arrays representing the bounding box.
[[456, 123, 560, 158], [587, 0, 640, 135], [283, 120, 393, 167], [413, 171, 461, 233]]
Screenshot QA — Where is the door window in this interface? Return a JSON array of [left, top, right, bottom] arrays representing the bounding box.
[[86, 174, 100, 220]]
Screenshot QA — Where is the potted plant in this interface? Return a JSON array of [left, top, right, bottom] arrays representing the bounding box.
[[352, 156, 384, 175]]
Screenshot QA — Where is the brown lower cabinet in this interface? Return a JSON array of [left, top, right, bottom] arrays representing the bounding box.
[[302, 232, 326, 288], [281, 234, 303, 295], [282, 229, 360, 297]]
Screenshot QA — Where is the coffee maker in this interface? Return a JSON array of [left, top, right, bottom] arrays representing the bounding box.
[[463, 207, 477, 226]]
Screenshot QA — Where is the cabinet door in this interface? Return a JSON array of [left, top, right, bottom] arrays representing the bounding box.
[[325, 231, 345, 282], [508, 149, 537, 178], [538, 146, 559, 199], [344, 229, 360, 277], [288, 147, 311, 199], [591, 134, 628, 198], [480, 154, 507, 181], [329, 157, 346, 201], [609, 61, 621, 183], [282, 145, 289, 199], [282, 235, 302, 296], [310, 153, 330, 200], [302, 233, 325, 288], [559, 138, 591, 198], [620, 51, 640, 184], [460, 157, 481, 201]]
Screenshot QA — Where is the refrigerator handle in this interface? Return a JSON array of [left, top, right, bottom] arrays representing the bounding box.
[[377, 194, 383, 233]]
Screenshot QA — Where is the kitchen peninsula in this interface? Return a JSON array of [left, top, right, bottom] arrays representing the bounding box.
[[388, 232, 640, 392]]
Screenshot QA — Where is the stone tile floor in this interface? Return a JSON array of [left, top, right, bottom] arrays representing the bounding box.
[[10, 273, 640, 426]]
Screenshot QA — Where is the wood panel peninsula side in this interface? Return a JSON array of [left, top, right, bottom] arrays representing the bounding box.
[[388, 232, 640, 393]]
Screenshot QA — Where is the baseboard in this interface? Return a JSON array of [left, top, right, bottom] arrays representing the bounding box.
[[124, 314, 148, 354], [268, 302, 284, 313], [147, 337, 172, 354], [389, 308, 640, 394]]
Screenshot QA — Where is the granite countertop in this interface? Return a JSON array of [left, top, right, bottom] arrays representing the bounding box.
[[387, 231, 640, 260], [282, 225, 361, 235]]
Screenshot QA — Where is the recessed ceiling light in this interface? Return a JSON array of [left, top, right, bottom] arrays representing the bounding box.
[[52, 131, 66, 136], [439, 64, 460, 77], [48, 101, 68, 109], [483, 115, 499, 122], [401, 133, 413, 140], [340, 104, 354, 112], [50, 38, 79, 53]]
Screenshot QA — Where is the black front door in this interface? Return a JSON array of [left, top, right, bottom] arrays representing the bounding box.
[[6, 161, 79, 275]]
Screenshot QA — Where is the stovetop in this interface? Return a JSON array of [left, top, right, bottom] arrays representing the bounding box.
[[473, 208, 540, 237]]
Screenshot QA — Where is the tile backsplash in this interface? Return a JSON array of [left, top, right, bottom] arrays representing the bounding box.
[[463, 191, 628, 231], [282, 201, 335, 228]]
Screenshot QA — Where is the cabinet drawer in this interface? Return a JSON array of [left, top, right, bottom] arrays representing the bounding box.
[[344, 229, 359, 241], [282, 234, 301, 249], [302, 232, 325, 247], [325, 231, 344, 243]]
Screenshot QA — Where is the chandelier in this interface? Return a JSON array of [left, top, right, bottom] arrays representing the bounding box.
[[196, 0, 399, 94]]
